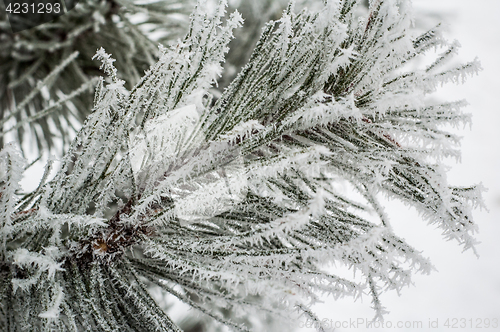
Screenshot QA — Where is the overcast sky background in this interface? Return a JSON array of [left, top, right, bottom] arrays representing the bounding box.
[[302, 0, 500, 331]]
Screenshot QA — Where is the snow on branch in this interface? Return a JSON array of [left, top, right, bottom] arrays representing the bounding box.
[[0, 0, 483, 330]]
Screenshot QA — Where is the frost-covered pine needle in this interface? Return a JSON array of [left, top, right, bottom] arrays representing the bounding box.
[[0, 0, 483, 331]]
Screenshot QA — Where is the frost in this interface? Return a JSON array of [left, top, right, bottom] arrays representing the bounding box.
[[0, 143, 26, 254], [38, 284, 64, 319], [129, 104, 200, 181], [0, 0, 483, 330], [11, 248, 65, 292]]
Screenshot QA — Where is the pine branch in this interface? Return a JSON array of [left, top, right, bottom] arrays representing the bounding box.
[[0, 0, 483, 331], [0, 0, 195, 154]]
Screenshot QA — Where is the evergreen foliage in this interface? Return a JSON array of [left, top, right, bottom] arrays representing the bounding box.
[[0, 0, 194, 153], [0, 0, 482, 331]]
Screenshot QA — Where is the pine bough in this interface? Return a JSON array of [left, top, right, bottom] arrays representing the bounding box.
[[0, 0, 195, 153], [0, 0, 483, 331]]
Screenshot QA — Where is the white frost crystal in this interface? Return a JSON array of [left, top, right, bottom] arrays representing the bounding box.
[[129, 104, 200, 178], [0, 0, 482, 331]]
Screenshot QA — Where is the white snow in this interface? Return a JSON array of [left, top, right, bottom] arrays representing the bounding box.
[[300, 1, 500, 331]]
